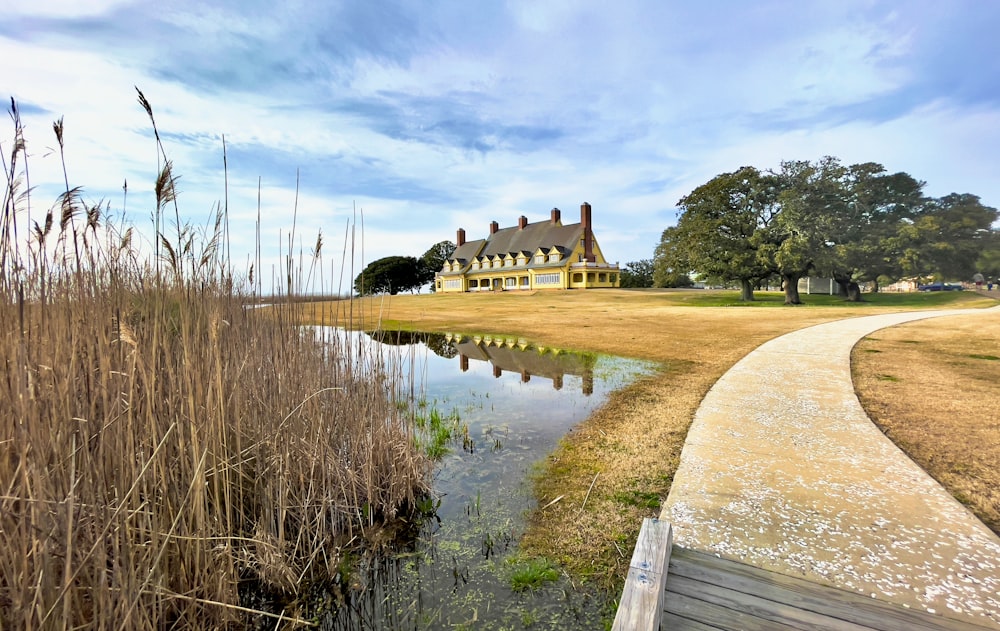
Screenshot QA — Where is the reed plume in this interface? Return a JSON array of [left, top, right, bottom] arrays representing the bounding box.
[[0, 96, 431, 630]]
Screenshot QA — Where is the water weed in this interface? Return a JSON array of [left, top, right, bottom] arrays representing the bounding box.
[[506, 557, 560, 592], [412, 406, 465, 460]]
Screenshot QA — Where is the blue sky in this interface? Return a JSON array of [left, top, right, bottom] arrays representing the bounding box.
[[3, 1, 999, 293]]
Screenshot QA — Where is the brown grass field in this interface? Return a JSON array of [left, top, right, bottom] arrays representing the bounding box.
[[303, 288, 1000, 594], [854, 308, 1000, 534]]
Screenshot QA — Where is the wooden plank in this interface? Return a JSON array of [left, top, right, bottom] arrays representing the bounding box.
[[664, 591, 804, 631], [668, 547, 996, 631], [667, 574, 875, 631], [661, 611, 724, 631], [612, 518, 672, 631]]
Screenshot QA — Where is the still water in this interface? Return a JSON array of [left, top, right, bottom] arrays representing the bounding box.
[[318, 329, 658, 630]]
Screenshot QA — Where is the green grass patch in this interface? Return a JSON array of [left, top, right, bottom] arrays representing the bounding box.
[[668, 290, 989, 309], [877, 374, 901, 382], [969, 354, 1000, 361], [613, 489, 661, 510], [413, 407, 465, 460], [506, 556, 560, 592]]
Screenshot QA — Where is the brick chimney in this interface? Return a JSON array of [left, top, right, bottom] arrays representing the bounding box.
[[518, 215, 528, 229], [550, 208, 561, 224], [456, 228, 466, 247], [581, 202, 595, 262], [490, 221, 499, 235]]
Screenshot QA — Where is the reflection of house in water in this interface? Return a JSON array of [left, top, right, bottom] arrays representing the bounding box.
[[445, 333, 596, 395]]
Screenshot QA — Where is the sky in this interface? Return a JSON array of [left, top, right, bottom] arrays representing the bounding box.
[[3, 1, 1000, 293]]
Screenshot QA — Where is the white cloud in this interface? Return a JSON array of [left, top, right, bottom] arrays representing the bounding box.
[[5, 0, 133, 18], [4, 0, 999, 292]]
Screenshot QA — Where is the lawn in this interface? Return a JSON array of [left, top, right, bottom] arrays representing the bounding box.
[[854, 308, 1000, 535]]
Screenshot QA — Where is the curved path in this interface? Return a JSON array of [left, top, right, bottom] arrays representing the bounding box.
[[661, 308, 1000, 628]]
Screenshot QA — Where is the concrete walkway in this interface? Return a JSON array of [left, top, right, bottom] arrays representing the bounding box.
[[661, 308, 1000, 629]]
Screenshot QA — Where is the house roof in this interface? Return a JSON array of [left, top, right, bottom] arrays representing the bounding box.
[[443, 221, 584, 275], [450, 239, 486, 264], [480, 222, 583, 259]]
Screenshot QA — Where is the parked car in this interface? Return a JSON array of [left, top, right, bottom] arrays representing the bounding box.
[[917, 282, 963, 291]]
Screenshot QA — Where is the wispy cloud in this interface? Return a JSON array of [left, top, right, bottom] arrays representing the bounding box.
[[3, 0, 998, 288]]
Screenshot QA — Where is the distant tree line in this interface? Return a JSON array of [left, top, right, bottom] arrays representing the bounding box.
[[617, 259, 694, 288], [353, 240, 456, 295], [654, 157, 1000, 303]]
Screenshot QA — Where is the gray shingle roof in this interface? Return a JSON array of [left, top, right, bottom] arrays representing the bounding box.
[[480, 222, 583, 258], [441, 220, 585, 275], [450, 239, 485, 263]]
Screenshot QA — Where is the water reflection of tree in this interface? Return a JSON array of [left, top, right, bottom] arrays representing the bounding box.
[[423, 334, 458, 358], [365, 331, 458, 358]]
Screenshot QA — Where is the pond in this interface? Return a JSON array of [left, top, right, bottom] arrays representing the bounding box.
[[316, 329, 658, 630]]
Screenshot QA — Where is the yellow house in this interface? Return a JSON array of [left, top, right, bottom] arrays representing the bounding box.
[[436, 203, 620, 292]]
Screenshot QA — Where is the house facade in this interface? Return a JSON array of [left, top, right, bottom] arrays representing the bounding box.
[[435, 203, 620, 292]]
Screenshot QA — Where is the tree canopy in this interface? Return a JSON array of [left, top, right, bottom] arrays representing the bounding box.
[[977, 230, 1000, 281], [656, 157, 998, 303], [619, 259, 656, 288], [353, 256, 425, 295], [655, 166, 779, 300], [419, 240, 456, 290], [353, 240, 457, 295]]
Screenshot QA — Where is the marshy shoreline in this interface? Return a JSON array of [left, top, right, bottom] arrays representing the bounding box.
[[302, 289, 1000, 603], [4, 90, 996, 627]]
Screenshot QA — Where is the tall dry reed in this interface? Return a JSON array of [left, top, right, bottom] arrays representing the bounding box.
[[0, 95, 430, 629]]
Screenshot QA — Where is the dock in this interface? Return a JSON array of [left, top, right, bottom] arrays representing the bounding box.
[[614, 519, 996, 631]]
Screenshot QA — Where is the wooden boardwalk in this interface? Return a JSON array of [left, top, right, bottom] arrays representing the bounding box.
[[663, 546, 997, 631]]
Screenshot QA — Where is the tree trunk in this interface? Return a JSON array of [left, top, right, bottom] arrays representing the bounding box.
[[782, 274, 802, 304], [834, 277, 850, 298], [739, 279, 755, 301], [845, 281, 863, 302]]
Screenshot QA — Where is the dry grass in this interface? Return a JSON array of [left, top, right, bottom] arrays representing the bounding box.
[[1, 290, 431, 629], [1, 100, 431, 629], [853, 307, 1000, 535], [301, 289, 996, 592]]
